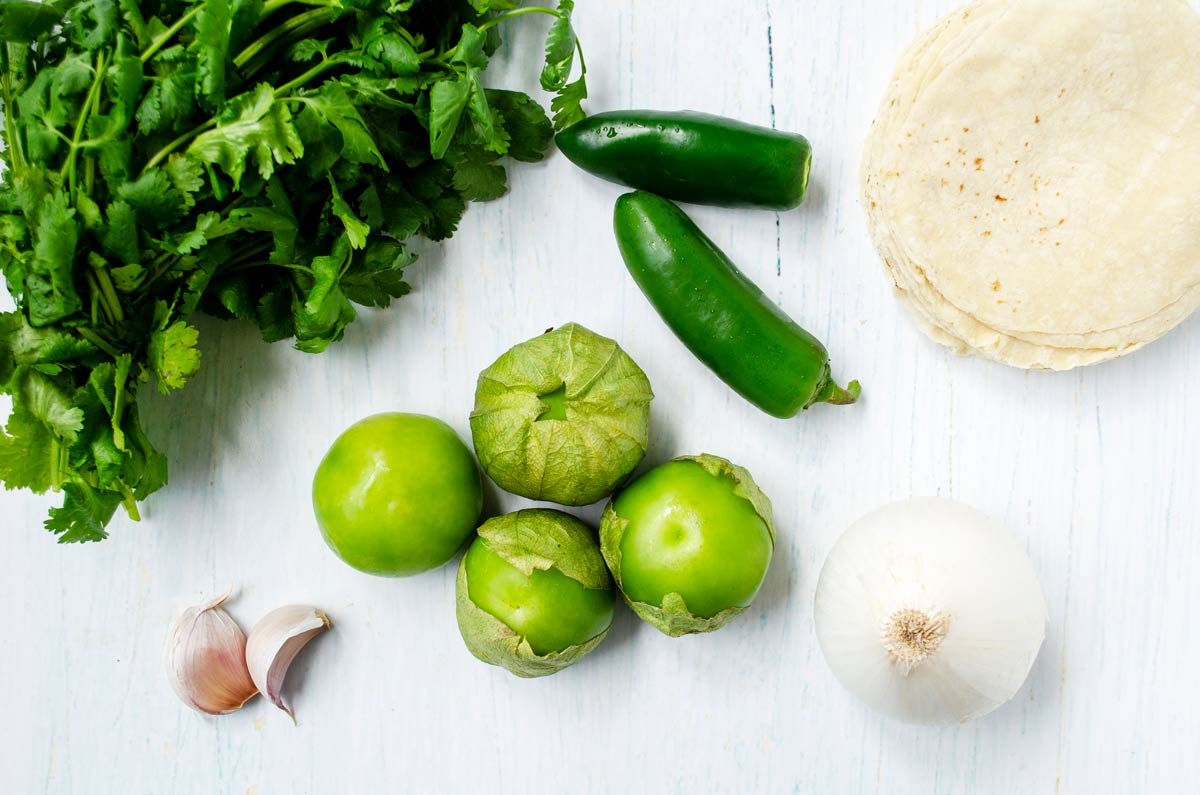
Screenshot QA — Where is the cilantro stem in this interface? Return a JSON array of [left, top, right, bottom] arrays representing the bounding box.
[[0, 46, 27, 173], [219, 239, 275, 274], [140, 119, 217, 175], [574, 39, 588, 75], [394, 24, 419, 50], [219, 260, 280, 276], [476, 6, 565, 34], [142, 255, 180, 290], [86, 271, 116, 325], [234, 7, 338, 70], [49, 439, 62, 490], [88, 277, 100, 324], [77, 327, 123, 358], [226, 238, 273, 265], [140, 5, 205, 63], [60, 51, 109, 192], [112, 372, 129, 451], [138, 195, 250, 284], [93, 267, 125, 324], [60, 447, 73, 490], [275, 56, 345, 96], [237, 14, 341, 86], [474, 5, 588, 86], [259, 0, 337, 18], [117, 481, 140, 521]]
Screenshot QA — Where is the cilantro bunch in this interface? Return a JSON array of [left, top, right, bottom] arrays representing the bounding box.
[[0, 0, 587, 541]]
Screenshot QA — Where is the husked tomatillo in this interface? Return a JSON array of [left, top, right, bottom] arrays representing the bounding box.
[[456, 509, 615, 677], [600, 454, 776, 636]]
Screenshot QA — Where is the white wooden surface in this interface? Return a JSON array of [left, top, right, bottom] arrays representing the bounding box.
[[4, 2, 1199, 793]]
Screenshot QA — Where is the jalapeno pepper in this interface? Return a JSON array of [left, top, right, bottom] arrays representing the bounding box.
[[557, 111, 812, 210], [613, 191, 859, 417]]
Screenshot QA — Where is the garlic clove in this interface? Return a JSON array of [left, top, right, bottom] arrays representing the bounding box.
[[165, 592, 259, 715], [245, 605, 331, 721]]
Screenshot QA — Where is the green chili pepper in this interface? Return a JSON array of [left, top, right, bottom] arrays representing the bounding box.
[[556, 110, 812, 210], [613, 191, 860, 418]]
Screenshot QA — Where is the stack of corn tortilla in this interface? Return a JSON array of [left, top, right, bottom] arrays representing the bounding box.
[[861, 0, 1200, 370]]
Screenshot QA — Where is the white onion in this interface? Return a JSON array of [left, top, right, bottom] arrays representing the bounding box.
[[814, 498, 1048, 725]]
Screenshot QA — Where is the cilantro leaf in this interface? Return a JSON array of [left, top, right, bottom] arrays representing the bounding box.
[[328, 177, 371, 249], [227, 206, 295, 233], [422, 191, 467, 241], [468, 0, 521, 13], [297, 84, 387, 169], [194, 0, 232, 111], [205, 274, 256, 320], [71, 390, 124, 488], [448, 146, 507, 201], [0, 1, 63, 43], [148, 302, 201, 394], [256, 286, 294, 343], [101, 201, 140, 266], [428, 77, 471, 160], [27, 191, 83, 326], [541, 0, 578, 91], [464, 70, 506, 155], [289, 38, 333, 64], [342, 267, 411, 309], [163, 211, 223, 255], [0, 312, 99, 383], [106, 44, 145, 114], [103, 353, 133, 449], [165, 154, 206, 208], [16, 368, 86, 441], [117, 168, 188, 226], [228, 0, 264, 52], [66, 0, 118, 52], [551, 75, 588, 131], [124, 405, 168, 500], [136, 58, 198, 133], [85, 112, 134, 183], [362, 18, 422, 75], [292, 270, 355, 354], [0, 403, 56, 493], [188, 83, 305, 187], [45, 482, 122, 542], [450, 24, 489, 70], [341, 239, 414, 308], [487, 90, 553, 161]]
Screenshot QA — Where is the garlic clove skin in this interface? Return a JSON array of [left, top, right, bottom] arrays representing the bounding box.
[[814, 498, 1048, 725], [245, 605, 331, 720], [165, 593, 259, 715]]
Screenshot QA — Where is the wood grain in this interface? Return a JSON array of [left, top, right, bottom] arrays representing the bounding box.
[[2, 1, 1197, 792]]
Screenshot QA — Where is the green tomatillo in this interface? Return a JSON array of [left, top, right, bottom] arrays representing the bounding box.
[[312, 413, 482, 576], [456, 509, 616, 677], [469, 323, 653, 506], [600, 454, 776, 636]]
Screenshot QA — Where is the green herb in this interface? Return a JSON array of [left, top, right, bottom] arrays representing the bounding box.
[[0, 0, 588, 541]]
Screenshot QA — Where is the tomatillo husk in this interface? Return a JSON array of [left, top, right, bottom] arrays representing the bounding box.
[[469, 323, 653, 506]]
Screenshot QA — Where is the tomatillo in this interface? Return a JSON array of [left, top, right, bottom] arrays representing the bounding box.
[[600, 454, 776, 636], [313, 413, 482, 576], [456, 509, 615, 677], [470, 323, 653, 506]]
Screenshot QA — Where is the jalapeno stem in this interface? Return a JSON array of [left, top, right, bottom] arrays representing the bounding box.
[[816, 378, 862, 406]]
